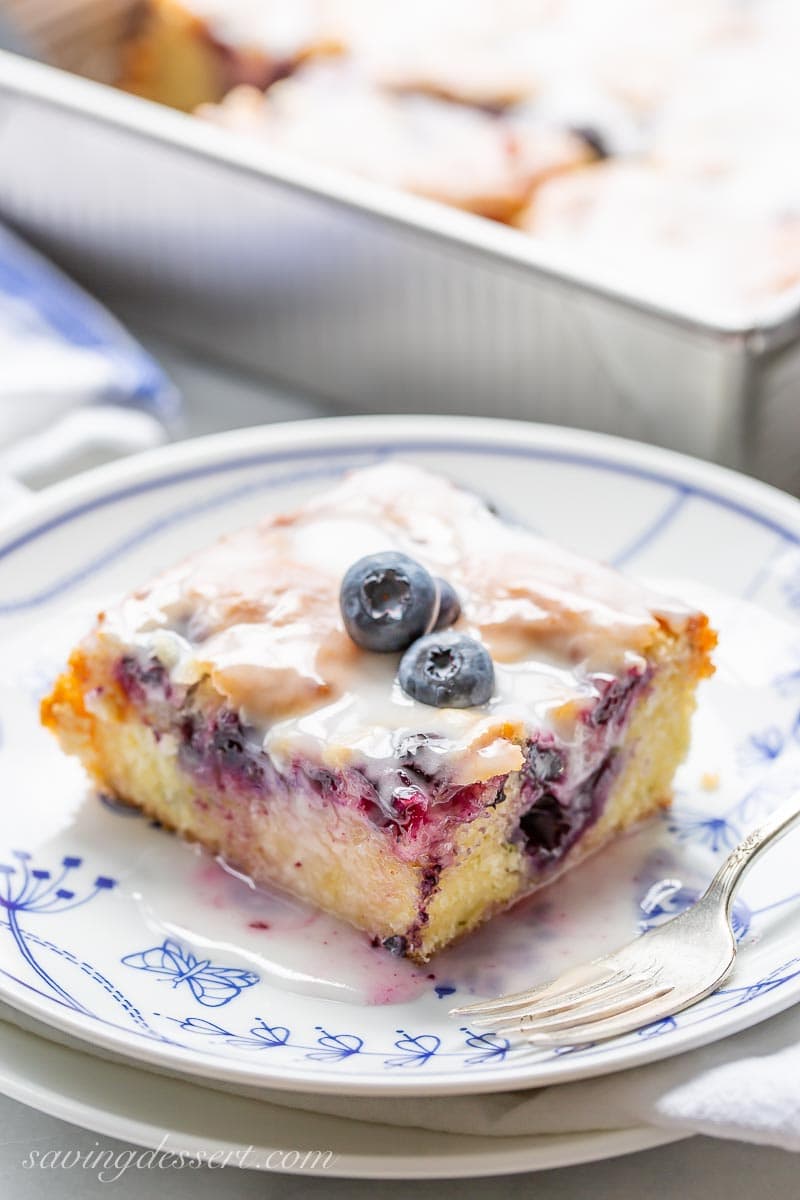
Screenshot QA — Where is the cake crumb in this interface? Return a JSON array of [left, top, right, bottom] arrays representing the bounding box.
[[700, 771, 720, 792]]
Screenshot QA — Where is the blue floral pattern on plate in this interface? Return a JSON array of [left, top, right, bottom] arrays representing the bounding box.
[[121, 938, 259, 1008], [0, 426, 799, 1093]]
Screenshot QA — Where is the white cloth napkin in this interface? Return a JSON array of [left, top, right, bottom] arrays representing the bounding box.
[[3, 1001, 800, 1151]]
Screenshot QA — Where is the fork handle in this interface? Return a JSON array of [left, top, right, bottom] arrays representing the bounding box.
[[704, 792, 800, 916]]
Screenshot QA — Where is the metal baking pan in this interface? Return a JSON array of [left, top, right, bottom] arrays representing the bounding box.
[[0, 47, 798, 494]]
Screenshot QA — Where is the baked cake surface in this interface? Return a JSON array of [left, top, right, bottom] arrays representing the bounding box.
[[197, 67, 591, 221], [42, 463, 715, 961], [114, 0, 800, 313], [118, 0, 344, 111]]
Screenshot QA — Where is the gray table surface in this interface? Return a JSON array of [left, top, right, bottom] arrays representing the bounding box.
[[2, 336, 797, 1196]]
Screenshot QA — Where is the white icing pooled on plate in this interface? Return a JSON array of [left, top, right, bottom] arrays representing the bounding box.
[[101, 462, 696, 777]]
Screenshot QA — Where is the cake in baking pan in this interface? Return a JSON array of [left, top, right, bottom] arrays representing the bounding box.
[[112, 0, 800, 311]]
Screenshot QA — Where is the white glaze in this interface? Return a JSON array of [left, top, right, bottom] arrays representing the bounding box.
[[183, 0, 800, 314], [99, 463, 697, 782], [199, 66, 585, 213], [524, 161, 800, 314], [177, 0, 336, 58]]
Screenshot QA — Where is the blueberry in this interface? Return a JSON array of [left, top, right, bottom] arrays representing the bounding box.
[[520, 794, 572, 854], [590, 677, 637, 727], [420, 864, 442, 899], [572, 124, 609, 159], [211, 712, 264, 785], [488, 783, 507, 808], [398, 632, 494, 708], [116, 655, 171, 702], [527, 744, 565, 784], [374, 765, 429, 825], [395, 731, 446, 779], [433, 578, 460, 630], [381, 934, 408, 956], [340, 552, 437, 652], [304, 766, 337, 798], [212, 712, 248, 765]]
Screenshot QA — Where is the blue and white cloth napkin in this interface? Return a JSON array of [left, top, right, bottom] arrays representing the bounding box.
[[0, 222, 179, 488]]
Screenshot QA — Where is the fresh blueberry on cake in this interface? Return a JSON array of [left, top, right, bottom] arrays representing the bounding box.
[[340, 551, 439, 652], [41, 463, 716, 962], [398, 632, 495, 709], [432, 577, 461, 631]]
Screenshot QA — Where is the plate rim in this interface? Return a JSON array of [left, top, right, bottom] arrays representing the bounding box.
[[2, 415, 800, 559], [1, 413, 799, 1097], [0, 1017, 686, 1179]]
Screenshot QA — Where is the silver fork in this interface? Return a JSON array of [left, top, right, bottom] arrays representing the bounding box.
[[451, 793, 800, 1047]]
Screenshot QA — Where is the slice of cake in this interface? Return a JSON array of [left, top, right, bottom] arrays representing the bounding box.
[[42, 463, 715, 962]]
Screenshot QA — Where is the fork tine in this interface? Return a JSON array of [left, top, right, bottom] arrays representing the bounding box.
[[500, 981, 672, 1037], [469, 971, 659, 1031], [524, 991, 685, 1047], [464, 971, 635, 1028], [449, 980, 563, 1018], [449, 958, 622, 1019]]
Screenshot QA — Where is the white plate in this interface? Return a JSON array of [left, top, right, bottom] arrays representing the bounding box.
[[0, 1017, 682, 1179], [1, 416, 800, 1097]]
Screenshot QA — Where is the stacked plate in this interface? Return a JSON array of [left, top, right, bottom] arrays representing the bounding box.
[[2, 416, 800, 1178]]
